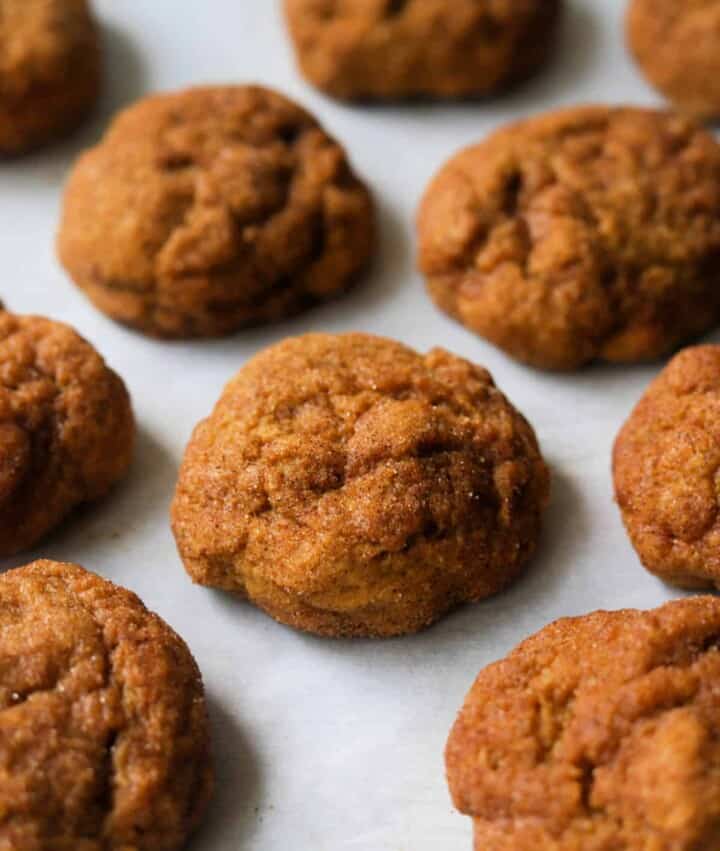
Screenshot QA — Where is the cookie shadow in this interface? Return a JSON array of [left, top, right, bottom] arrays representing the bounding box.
[[313, 193, 410, 322], [172, 194, 410, 366], [188, 695, 263, 850], [0, 425, 178, 574], [0, 19, 147, 185], [419, 465, 591, 643], [501, 1, 601, 108]]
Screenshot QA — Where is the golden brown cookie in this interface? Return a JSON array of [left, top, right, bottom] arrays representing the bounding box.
[[447, 595, 720, 851], [627, 0, 720, 120], [171, 332, 550, 638], [283, 0, 562, 101], [0, 559, 213, 850], [0, 0, 101, 155], [57, 85, 375, 339], [614, 345, 720, 590], [418, 106, 720, 371], [0, 308, 134, 556]]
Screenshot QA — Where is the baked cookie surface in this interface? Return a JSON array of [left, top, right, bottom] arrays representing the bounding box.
[[283, 0, 561, 100], [447, 596, 720, 850], [614, 345, 720, 590], [171, 332, 549, 638], [0, 308, 134, 556], [0, 0, 101, 155], [418, 106, 720, 370], [57, 85, 375, 338], [627, 0, 720, 120], [0, 559, 213, 850]]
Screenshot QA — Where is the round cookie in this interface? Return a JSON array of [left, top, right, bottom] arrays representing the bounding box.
[[0, 0, 101, 155], [447, 595, 720, 851], [614, 345, 720, 590], [418, 106, 720, 370], [0, 559, 213, 849], [57, 85, 375, 339], [283, 0, 562, 101], [0, 307, 134, 556], [171, 332, 550, 638], [627, 0, 720, 120]]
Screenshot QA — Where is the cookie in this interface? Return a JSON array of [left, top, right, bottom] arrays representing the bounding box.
[[0, 559, 212, 849], [613, 345, 720, 590], [57, 85, 375, 339], [447, 595, 720, 850], [418, 106, 720, 370], [0, 308, 133, 556], [171, 332, 550, 638], [627, 0, 720, 120], [0, 0, 101, 155], [283, 0, 562, 101]]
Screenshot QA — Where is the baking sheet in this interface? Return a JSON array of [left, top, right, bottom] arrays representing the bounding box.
[[0, 1, 703, 848]]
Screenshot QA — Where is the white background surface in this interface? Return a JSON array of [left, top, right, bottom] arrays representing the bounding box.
[[0, 2, 709, 848]]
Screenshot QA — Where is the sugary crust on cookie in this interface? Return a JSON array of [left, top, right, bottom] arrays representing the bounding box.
[[171, 332, 549, 638], [0, 559, 213, 850], [58, 85, 375, 338], [447, 596, 720, 850], [418, 106, 720, 370], [0, 310, 134, 555], [614, 345, 720, 589]]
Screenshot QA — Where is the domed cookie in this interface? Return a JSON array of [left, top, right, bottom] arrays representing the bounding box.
[[0, 559, 213, 849], [57, 85, 375, 338], [0, 0, 101, 155], [171, 332, 550, 638], [283, 0, 562, 100], [418, 106, 720, 370], [0, 307, 133, 556], [447, 595, 720, 850], [614, 344, 720, 589], [627, 0, 720, 120]]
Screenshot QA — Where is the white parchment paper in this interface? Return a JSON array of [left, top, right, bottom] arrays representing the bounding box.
[[0, 2, 703, 848]]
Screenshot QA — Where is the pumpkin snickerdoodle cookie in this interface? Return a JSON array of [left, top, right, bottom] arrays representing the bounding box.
[[0, 0, 101, 155], [614, 345, 720, 590], [57, 85, 375, 339], [0, 559, 213, 850], [627, 0, 720, 120], [283, 0, 562, 101], [0, 307, 133, 556], [171, 332, 550, 638], [418, 106, 720, 370], [447, 595, 720, 850]]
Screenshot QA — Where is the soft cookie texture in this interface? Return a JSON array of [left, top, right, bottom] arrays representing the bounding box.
[[447, 596, 720, 851], [0, 559, 213, 850], [614, 345, 720, 590], [57, 85, 375, 338], [283, 0, 561, 101], [627, 0, 720, 120], [418, 106, 720, 370], [0, 308, 134, 556], [171, 333, 550, 638], [0, 0, 101, 155]]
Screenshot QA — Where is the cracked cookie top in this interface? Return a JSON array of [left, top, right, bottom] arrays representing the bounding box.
[[0, 0, 100, 154], [614, 345, 720, 590], [447, 595, 720, 851], [283, 0, 562, 100], [171, 333, 549, 638], [0, 309, 134, 556], [418, 106, 720, 370], [57, 85, 375, 338], [0, 559, 212, 850]]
